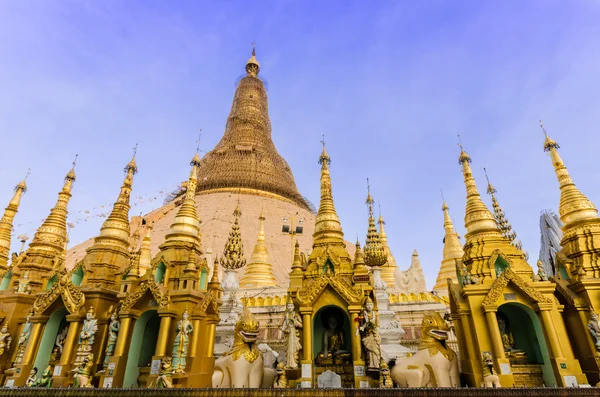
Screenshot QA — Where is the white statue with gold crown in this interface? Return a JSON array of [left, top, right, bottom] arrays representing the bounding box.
[[212, 305, 266, 388], [391, 311, 459, 387]]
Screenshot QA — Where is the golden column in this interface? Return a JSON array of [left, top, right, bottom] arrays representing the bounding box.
[[537, 304, 564, 358], [189, 316, 201, 357], [483, 306, 506, 360], [204, 316, 219, 358], [59, 315, 82, 365], [459, 309, 480, 363], [301, 309, 312, 362], [349, 307, 363, 364], [113, 316, 134, 357], [155, 311, 175, 357], [20, 317, 46, 365]]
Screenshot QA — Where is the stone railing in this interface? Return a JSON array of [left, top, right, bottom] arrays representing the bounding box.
[[0, 389, 597, 397]]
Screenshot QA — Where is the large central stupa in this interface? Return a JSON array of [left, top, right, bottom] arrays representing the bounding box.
[[195, 49, 309, 211]]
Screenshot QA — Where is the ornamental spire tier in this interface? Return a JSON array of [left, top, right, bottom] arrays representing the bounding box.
[[541, 121, 598, 226], [0, 171, 28, 271], [312, 142, 345, 245], [433, 201, 463, 296], [164, 153, 202, 247], [239, 209, 277, 288], [364, 181, 387, 292], [458, 144, 498, 236], [457, 144, 531, 280], [14, 159, 77, 291], [484, 168, 523, 251], [83, 151, 138, 286], [541, 121, 600, 280], [195, 47, 309, 210]]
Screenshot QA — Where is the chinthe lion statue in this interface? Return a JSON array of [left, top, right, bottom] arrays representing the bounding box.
[[213, 306, 274, 388], [391, 311, 459, 388]]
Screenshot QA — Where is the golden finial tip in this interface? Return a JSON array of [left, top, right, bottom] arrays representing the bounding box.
[[540, 121, 560, 152], [246, 42, 260, 75]]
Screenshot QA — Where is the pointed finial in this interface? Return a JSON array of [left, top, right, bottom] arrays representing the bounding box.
[[457, 134, 463, 151], [366, 178, 374, 206], [251, 41, 256, 56], [246, 42, 260, 76], [24, 168, 31, 181], [125, 145, 139, 174], [196, 129, 202, 154], [133, 143, 138, 157], [319, 134, 330, 165], [65, 154, 78, 182], [72, 154, 78, 169], [483, 167, 497, 195], [539, 119, 547, 137]]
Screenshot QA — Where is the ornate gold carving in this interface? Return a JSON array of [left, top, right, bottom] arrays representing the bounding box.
[[122, 278, 170, 310], [296, 273, 363, 306], [481, 268, 552, 307], [33, 275, 85, 315]]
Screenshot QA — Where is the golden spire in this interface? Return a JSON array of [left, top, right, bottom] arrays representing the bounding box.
[[313, 137, 345, 244], [195, 47, 308, 210], [457, 139, 498, 236], [378, 209, 397, 288], [94, 146, 138, 250], [164, 151, 202, 246], [220, 201, 246, 269], [29, 156, 77, 254], [209, 257, 220, 286], [484, 168, 523, 250], [0, 169, 29, 270], [433, 200, 463, 296], [541, 120, 598, 225], [353, 240, 367, 273], [364, 179, 387, 267], [290, 240, 303, 275], [240, 209, 277, 288], [138, 221, 152, 276]]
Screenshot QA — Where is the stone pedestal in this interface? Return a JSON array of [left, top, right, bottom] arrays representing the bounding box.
[[376, 290, 411, 361]]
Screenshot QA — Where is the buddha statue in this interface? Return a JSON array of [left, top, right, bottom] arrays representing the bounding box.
[[317, 315, 350, 365], [498, 316, 527, 362]]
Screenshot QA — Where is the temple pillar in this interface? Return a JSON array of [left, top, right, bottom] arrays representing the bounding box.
[[3, 316, 47, 387], [298, 308, 312, 388], [99, 314, 134, 388], [155, 313, 174, 357], [189, 317, 201, 357], [538, 307, 563, 358], [483, 306, 505, 360], [52, 314, 83, 387]]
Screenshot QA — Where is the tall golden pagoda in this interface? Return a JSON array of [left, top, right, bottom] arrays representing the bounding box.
[[195, 47, 309, 211], [0, 171, 28, 272], [540, 122, 600, 384], [239, 209, 277, 288], [81, 151, 138, 289], [11, 160, 77, 292], [484, 168, 523, 251], [449, 143, 586, 387], [433, 201, 462, 296], [288, 143, 376, 388]]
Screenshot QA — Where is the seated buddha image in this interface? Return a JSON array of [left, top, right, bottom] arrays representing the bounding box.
[[316, 309, 351, 365], [498, 315, 527, 363]]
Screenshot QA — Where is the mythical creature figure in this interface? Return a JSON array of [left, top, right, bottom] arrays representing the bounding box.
[[380, 361, 393, 388], [72, 353, 94, 388], [33, 366, 53, 387], [102, 310, 120, 369], [172, 308, 194, 373], [390, 311, 459, 387], [0, 324, 12, 356], [273, 361, 288, 388], [152, 357, 174, 388], [281, 295, 302, 369], [212, 306, 265, 388], [481, 351, 501, 388], [357, 296, 382, 370], [25, 367, 37, 387]]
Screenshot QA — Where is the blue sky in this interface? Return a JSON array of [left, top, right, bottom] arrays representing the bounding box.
[[1, 1, 600, 288]]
